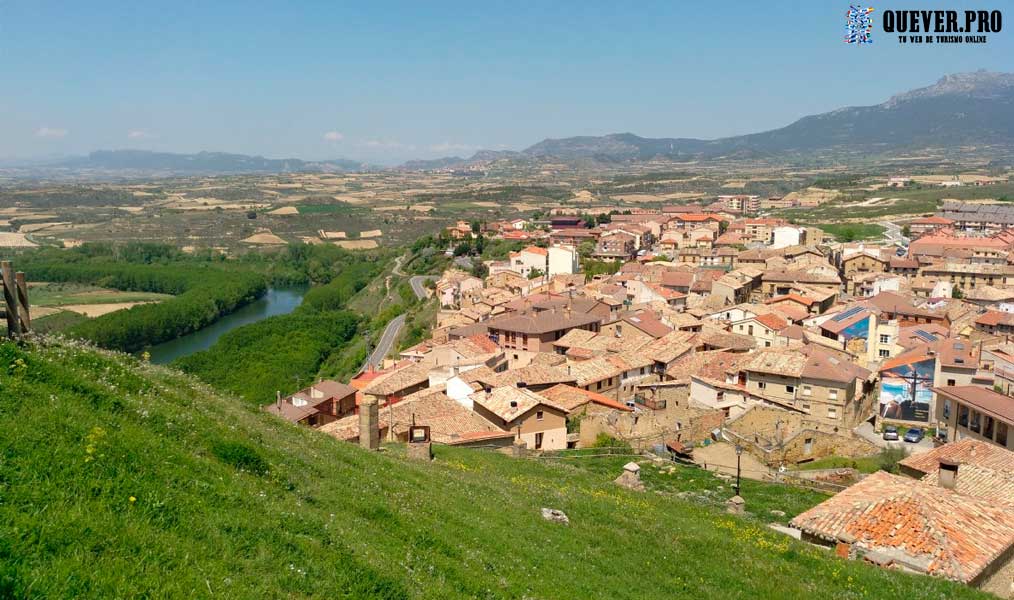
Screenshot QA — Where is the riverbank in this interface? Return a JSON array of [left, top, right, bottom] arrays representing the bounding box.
[[146, 285, 308, 364]]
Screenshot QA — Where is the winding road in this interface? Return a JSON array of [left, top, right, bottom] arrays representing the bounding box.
[[360, 254, 436, 372]]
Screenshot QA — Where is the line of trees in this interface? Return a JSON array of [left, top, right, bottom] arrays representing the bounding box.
[[22, 261, 266, 352]]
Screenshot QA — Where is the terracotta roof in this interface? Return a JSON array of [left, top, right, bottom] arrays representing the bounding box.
[[485, 309, 600, 335], [521, 246, 548, 256], [622, 312, 673, 338], [911, 216, 954, 225], [900, 438, 1014, 502], [470, 385, 567, 422], [934, 385, 1014, 423], [790, 471, 1014, 583], [754, 312, 789, 331], [976, 310, 1014, 327], [262, 401, 319, 423], [539, 384, 632, 412], [766, 293, 816, 307], [320, 389, 502, 443]]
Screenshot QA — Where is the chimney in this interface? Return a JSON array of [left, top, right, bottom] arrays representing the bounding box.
[[938, 458, 959, 490], [516, 381, 527, 389], [510, 400, 518, 408]]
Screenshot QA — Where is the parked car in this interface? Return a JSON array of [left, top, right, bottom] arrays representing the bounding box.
[[882, 425, 899, 441], [903, 428, 925, 443]]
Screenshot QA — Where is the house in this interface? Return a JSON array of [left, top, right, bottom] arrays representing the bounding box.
[[718, 195, 760, 214], [470, 385, 569, 451], [509, 246, 549, 279], [262, 379, 358, 427], [321, 388, 504, 444], [485, 309, 601, 366], [742, 346, 873, 428], [731, 312, 791, 348], [593, 231, 637, 261], [909, 215, 954, 237], [446, 220, 474, 240], [436, 269, 484, 308], [982, 345, 1014, 395], [898, 438, 1014, 501], [550, 216, 584, 230], [790, 470, 1014, 592], [539, 383, 633, 418], [934, 385, 1014, 450], [546, 244, 579, 276]]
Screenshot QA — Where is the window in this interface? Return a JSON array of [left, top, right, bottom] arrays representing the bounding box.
[[947, 379, 956, 387], [879, 334, 890, 344], [998, 422, 1009, 446], [765, 341, 771, 347], [748, 325, 754, 336], [970, 410, 982, 434], [829, 389, 838, 401], [534, 432, 544, 450], [879, 349, 890, 358], [802, 385, 812, 396], [958, 405, 969, 427], [536, 410, 544, 421], [804, 437, 813, 455], [827, 407, 837, 419], [757, 381, 766, 389], [786, 385, 795, 394], [942, 399, 951, 420]]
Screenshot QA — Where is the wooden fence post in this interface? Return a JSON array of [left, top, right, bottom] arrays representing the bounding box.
[[1, 261, 21, 338], [15, 272, 30, 332]]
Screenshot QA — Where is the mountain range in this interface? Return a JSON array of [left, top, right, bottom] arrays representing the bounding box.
[[5, 70, 1012, 176], [405, 70, 1014, 168]]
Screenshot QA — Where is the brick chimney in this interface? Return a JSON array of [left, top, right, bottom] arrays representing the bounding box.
[[938, 458, 959, 490]]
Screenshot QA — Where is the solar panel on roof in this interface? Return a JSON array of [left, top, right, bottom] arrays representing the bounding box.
[[832, 306, 866, 322], [914, 330, 938, 342]]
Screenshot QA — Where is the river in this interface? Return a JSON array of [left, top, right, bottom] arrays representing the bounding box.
[[146, 285, 308, 364]]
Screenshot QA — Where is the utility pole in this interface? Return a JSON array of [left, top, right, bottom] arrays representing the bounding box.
[[735, 444, 743, 497]]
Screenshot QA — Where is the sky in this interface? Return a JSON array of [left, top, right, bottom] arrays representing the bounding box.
[[1, 1, 1011, 164]]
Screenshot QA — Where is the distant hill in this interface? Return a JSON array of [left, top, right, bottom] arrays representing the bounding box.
[[399, 70, 1014, 169], [0, 338, 985, 599], [56, 150, 369, 175]]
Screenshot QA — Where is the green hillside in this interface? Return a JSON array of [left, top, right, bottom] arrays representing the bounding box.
[[0, 338, 988, 599]]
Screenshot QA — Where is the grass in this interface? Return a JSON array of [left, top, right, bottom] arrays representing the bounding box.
[[815, 223, 885, 242], [0, 338, 990, 599], [28, 282, 172, 307], [792, 455, 884, 474]]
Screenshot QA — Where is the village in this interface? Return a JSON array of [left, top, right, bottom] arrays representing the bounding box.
[[261, 190, 1014, 597]]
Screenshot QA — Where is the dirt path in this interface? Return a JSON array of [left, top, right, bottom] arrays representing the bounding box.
[[693, 442, 772, 481]]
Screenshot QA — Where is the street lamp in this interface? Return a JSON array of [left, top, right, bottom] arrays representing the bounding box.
[[735, 444, 743, 497]]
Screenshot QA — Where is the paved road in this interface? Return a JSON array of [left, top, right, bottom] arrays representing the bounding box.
[[392, 253, 437, 299], [364, 313, 406, 371], [854, 421, 933, 453]]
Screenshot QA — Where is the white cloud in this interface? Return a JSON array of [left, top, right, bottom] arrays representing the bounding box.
[[35, 127, 68, 138], [323, 131, 344, 142], [128, 129, 154, 139]]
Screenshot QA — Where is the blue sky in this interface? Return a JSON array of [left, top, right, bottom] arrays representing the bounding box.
[[1, 1, 1010, 164]]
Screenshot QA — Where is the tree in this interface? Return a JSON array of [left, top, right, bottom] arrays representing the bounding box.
[[951, 286, 964, 299], [901, 224, 911, 238], [471, 262, 489, 278], [453, 242, 472, 257], [528, 268, 544, 280], [577, 240, 595, 258], [471, 220, 482, 234]]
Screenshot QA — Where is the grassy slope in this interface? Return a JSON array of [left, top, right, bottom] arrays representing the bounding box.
[[0, 339, 988, 599]]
